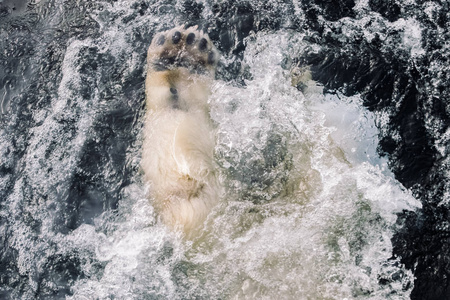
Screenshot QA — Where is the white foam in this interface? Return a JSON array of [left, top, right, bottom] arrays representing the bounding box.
[[66, 17, 421, 300]]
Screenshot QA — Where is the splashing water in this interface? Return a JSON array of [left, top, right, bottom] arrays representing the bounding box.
[[0, 0, 430, 299], [67, 31, 420, 299]]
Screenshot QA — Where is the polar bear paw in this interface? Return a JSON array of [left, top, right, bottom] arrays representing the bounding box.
[[147, 26, 218, 76]]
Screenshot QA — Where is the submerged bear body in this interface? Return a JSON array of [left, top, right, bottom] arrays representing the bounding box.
[[142, 26, 219, 235]]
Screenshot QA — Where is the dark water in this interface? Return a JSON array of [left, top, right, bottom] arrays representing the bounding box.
[[0, 0, 448, 299]]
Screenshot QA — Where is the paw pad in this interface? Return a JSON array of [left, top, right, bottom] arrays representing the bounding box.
[[186, 33, 196, 45], [172, 31, 181, 44], [147, 26, 218, 75]]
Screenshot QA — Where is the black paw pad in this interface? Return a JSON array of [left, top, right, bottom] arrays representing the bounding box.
[[199, 38, 208, 52], [207, 52, 215, 65], [172, 31, 181, 44], [186, 33, 196, 45], [156, 35, 165, 45]]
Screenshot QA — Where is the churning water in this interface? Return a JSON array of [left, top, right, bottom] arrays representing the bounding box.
[[0, 0, 448, 299]]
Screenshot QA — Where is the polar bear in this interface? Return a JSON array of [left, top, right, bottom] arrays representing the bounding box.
[[141, 26, 220, 236]]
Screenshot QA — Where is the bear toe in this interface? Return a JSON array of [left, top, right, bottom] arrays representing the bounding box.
[[186, 32, 196, 45], [156, 34, 165, 45], [147, 26, 218, 75], [198, 38, 208, 52], [172, 31, 182, 44]]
